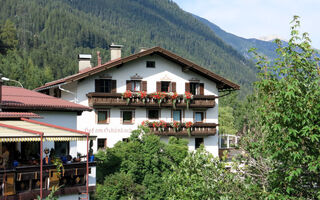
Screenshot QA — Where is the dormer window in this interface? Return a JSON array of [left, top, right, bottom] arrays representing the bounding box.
[[146, 61, 155, 68], [161, 81, 170, 92], [156, 81, 176, 92]]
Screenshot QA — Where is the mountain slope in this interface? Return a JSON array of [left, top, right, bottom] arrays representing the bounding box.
[[0, 0, 256, 96], [194, 15, 279, 60]]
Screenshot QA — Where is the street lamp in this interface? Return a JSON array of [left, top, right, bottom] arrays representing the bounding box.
[[1, 77, 24, 88]]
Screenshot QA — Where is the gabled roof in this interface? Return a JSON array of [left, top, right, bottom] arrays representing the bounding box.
[[35, 47, 240, 91], [2, 86, 92, 112], [0, 118, 92, 142]]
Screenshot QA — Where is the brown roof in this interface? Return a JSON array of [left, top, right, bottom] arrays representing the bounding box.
[[2, 86, 92, 112], [35, 47, 240, 91], [0, 112, 41, 118]]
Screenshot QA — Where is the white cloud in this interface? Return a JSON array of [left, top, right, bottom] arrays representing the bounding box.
[[174, 0, 320, 48]]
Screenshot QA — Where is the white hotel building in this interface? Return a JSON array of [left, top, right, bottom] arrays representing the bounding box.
[[36, 46, 239, 157]]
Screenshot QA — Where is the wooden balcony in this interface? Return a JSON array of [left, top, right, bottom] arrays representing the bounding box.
[[148, 122, 217, 136], [87, 93, 216, 108], [0, 162, 96, 200]]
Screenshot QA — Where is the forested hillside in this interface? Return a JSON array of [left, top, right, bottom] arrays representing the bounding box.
[[0, 0, 256, 97], [194, 15, 279, 60]]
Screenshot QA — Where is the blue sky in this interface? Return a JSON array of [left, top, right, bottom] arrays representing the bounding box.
[[173, 0, 320, 49]]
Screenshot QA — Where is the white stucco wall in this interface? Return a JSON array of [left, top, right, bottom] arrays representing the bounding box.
[[33, 111, 78, 157], [57, 54, 220, 156]]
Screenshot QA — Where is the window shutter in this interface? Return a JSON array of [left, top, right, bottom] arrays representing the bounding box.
[[200, 83, 204, 95], [126, 80, 132, 91], [156, 82, 161, 92], [185, 82, 190, 92], [142, 81, 147, 92], [171, 82, 176, 92], [95, 79, 101, 92], [111, 80, 117, 93]]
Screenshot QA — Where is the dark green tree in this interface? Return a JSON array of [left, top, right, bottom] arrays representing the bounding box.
[[0, 19, 18, 54]]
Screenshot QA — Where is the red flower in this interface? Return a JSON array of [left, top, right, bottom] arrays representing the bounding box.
[[152, 92, 167, 100], [168, 92, 178, 99], [123, 90, 132, 98], [152, 121, 160, 128], [184, 92, 193, 100], [160, 120, 167, 128], [138, 91, 147, 99], [185, 121, 193, 128], [172, 121, 180, 128], [141, 120, 149, 127]]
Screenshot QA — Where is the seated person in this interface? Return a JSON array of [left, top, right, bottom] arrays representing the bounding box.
[[0, 146, 10, 168]]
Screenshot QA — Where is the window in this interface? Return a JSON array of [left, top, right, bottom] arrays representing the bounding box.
[[146, 61, 155, 68], [97, 139, 107, 150], [95, 79, 112, 93], [194, 111, 205, 123], [172, 110, 182, 122], [97, 110, 110, 124], [161, 81, 170, 92], [190, 83, 200, 95], [131, 80, 141, 92], [157, 81, 176, 92], [54, 142, 70, 156], [195, 138, 204, 149], [189, 82, 204, 95], [121, 110, 135, 124], [148, 109, 160, 120]]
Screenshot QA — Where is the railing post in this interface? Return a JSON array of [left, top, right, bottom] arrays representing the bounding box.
[[40, 134, 43, 200]]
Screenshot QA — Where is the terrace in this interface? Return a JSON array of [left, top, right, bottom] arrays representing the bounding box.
[[87, 92, 217, 108]]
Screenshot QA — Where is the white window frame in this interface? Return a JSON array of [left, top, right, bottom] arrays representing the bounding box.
[[219, 135, 239, 149]]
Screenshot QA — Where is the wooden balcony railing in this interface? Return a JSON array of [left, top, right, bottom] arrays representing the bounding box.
[[147, 122, 217, 136], [87, 93, 216, 108], [0, 162, 96, 200]]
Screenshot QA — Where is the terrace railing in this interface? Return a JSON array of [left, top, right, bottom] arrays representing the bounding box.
[[87, 93, 216, 108], [0, 162, 96, 200]]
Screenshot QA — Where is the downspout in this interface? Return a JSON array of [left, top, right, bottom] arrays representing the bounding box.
[[58, 84, 78, 103]]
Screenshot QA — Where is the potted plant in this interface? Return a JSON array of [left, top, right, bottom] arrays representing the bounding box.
[[185, 121, 193, 136], [183, 92, 193, 109], [137, 91, 147, 103], [168, 92, 179, 109], [122, 90, 133, 105], [152, 121, 161, 131], [159, 120, 167, 132], [171, 121, 181, 132], [151, 92, 167, 107], [141, 120, 150, 127]]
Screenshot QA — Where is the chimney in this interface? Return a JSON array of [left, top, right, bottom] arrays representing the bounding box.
[[109, 43, 123, 60], [97, 51, 101, 66], [78, 54, 92, 72], [139, 47, 148, 52]]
